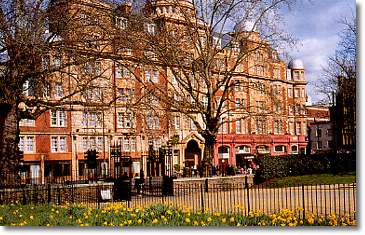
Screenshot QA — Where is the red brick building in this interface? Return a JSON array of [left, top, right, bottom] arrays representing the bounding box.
[[19, 0, 309, 182]]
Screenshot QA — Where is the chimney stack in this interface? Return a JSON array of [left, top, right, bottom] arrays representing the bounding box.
[[117, 2, 132, 14]]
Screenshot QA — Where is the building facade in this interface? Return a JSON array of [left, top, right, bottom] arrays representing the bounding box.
[[19, 0, 309, 183], [305, 105, 332, 154]]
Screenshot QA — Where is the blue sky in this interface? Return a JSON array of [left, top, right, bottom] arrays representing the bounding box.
[[282, 0, 355, 104]]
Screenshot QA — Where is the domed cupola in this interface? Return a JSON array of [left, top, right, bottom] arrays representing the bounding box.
[[288, 59, 304, 70]]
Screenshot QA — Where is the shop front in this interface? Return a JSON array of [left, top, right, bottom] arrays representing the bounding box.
[[235, 145, 255, 175]]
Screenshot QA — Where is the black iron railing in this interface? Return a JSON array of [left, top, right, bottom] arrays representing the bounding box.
[[0, 176, 356, 220]]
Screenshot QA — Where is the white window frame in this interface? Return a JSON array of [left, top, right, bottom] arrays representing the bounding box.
[[301, 88, 305, 98], [294, 88, 299, 98], [146, 112, 151, 129], [23, 80, 31, 97], [273, 68, 281, 79], [289, 121, 294, 135], [235, 99, 241, 110], [118, 112, 134, 129], [213, 36, 222, 49], [153, 70, 159, 83], [274, 145, 286, 153], [153, 115, 160, 129], [55, 83, 64, 98], [116, 64, 123, 78], [82, 137, 88, 151], [145, 70, 151, 81], [116, 16, 128, 29], [296, 122, 301, 135], [19, 136, 35, 153], [53, 54, 61, 68], [236, 145, 250, 154], [19, 119, 35, 127], [274, 120, 283, 135], [202, 96, 208, 108], [174, 115, 180, 129], [50, 110, 67, 127], [146, 23, 156, 35], [82, 112, 102, 128], [236, 119, 241, 134], [97, 137, 104, 152], [256, 119, 266, 135], [51, 136, 67, 153]]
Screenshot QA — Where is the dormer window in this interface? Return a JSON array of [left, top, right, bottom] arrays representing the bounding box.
[[116, 16, 128, 29], [231, 41, 240, 52], [146, 23, 156, 35]]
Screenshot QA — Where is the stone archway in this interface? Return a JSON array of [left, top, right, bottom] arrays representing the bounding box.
[[184, 139, 202, 168]]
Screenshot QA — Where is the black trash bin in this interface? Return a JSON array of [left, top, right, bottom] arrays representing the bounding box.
[[113, 177, 131, 201], [162, 176, 174, 196]]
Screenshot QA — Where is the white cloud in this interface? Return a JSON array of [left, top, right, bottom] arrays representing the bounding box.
[[282, 0, 355, 103]]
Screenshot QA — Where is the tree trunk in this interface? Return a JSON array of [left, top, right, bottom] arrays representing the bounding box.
[[201, 131, 216, 177], [0, 102, 21, 186]]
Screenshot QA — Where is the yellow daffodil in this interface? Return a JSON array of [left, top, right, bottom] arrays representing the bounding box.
[[152, 218, 158, 224]]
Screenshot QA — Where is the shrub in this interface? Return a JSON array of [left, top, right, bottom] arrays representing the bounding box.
[[254, 152, 356, 182]]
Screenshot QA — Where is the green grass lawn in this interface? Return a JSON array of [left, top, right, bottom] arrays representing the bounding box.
[[266, 172, 356, 187]]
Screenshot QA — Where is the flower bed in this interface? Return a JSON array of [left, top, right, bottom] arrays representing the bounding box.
[[0, 203, 356, 226]]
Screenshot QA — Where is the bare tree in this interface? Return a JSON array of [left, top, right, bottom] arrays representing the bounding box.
[[317, 15, 356, 104], [0, 0, 124, 181], [112, 0, 296, 175], [317, 14, 356, 149]]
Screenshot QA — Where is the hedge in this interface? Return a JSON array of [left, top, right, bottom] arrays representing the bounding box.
[[253, 152, 356, 183]]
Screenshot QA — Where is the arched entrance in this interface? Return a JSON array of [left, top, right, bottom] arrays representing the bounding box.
[[184, 139, 202, 168]]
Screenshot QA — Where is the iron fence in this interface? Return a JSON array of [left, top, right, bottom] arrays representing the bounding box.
[[0, 177, 356, 220]]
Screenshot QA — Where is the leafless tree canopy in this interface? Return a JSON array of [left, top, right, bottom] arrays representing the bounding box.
[[110, 0, 296, 170], [317, 14, 356, 105], [0, 0, 297, 177]]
